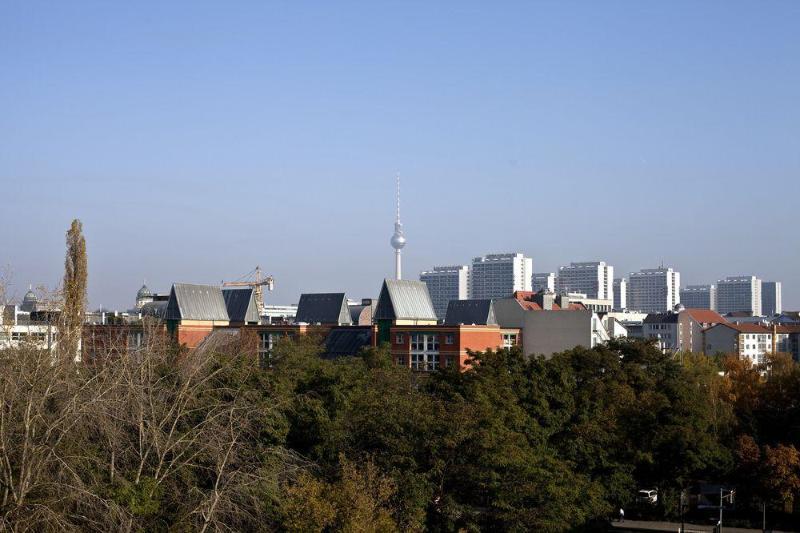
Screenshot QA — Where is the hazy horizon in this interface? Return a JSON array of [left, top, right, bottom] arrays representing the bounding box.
[[2, 1, 798, 310]]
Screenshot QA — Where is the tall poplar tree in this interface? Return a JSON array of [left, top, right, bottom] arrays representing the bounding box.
[[60, 219, 87, 360]]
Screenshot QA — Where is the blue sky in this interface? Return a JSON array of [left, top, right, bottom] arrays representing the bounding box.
[[1, 1, 798, 309]]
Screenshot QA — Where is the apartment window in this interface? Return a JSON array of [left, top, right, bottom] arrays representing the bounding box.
[[395, 333, 405, 344], [445, 333, 455, 345], [127, 331, 144, 352], [410, 333, 440, 371], [396, 356, 406, 367], [503, 333, 518, 348], [444, 356, 456, 368], [258, 332, 283, 369]]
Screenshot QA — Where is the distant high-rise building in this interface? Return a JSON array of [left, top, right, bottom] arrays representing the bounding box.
[[627, 267, 681, 312], [761, 281, 782, 316], [680, 285, 716, 310], [717, 276, 762, 316], [613, 278, 626, 310], [420, 265, 470, 320], [556, 261, 614, 302], [471, 253, 533, 300], [531, 272, 555, 293]]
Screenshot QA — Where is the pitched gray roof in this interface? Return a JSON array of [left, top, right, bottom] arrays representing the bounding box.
[[374, 279, 437, 321], [164, 283, 229, 321], [322, 327, 373, 359], [222, 288, 260, 323], [140, 301, 167, 319], [295, 293, 352, 325], [444, 299, 497, 326], [643, 312, 679, 324]]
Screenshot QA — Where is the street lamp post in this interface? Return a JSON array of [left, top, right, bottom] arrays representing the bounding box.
[[680, 489, 686, 533]]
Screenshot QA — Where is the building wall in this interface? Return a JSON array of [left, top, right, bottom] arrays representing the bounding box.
[[613, 278, 626, 310], [420, 265, 470, 320], [642, 319, 681, 353], [556, 261, 613, 301], [471, 253, 532, 300], [680, 285, 716, 311], [532, 272, 555, 293], [717, 276, 762, 316], [389, 325, 508, 371], [628, 268, 680, 312], [173, 320, 228, 349], [520, 310, 593, 358], [762, 281, 782, 316], [703, 326, 738, 356]]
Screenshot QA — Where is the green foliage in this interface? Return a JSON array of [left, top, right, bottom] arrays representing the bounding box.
[[2, 332, 799, 530], [112, 477, 163, 519]]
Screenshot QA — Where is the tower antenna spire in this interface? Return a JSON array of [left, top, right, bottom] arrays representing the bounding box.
[[390, 173, 407, 280], [396, 173, 401, 223]]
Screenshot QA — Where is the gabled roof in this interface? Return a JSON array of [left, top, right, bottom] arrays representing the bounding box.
[[706, 322, 771, 334], [373, 279, 437, 321], [140, 301, 167, 318], [164, 284, 229, 321], [684, 308, 726, 325], [295, 293, 352, 325], [644, 312, 679, 324], [444, 299, 497, 326], [322, 327, 373, 358], [222, 288, 260, 323]]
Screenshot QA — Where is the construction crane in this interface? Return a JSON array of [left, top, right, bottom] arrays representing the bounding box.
[[221, 266, 274, 315]]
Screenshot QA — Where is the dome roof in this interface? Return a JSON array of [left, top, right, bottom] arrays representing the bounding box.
[[137, 284, 153, 298], [23, 289, 38, 303]]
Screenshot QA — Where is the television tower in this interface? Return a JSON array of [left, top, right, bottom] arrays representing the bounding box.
[[390, 174, 406, 280]]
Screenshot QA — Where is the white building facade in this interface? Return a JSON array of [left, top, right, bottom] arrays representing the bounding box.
[[420, 265, 470, 320], [471, 253, 533, 300], [556, 261, 614, 301], [613, 278, 626, 310], [627, 267, 680, 313], [717, 276, 762, 316], [680, 284, 716, 310], [531, 272, 556, 293]]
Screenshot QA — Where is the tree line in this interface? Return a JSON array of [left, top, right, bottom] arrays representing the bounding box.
[[1, 332, 799, 531]]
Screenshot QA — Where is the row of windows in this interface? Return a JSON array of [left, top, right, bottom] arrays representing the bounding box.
[[0, 331, 56, 342], [397, 353, 457, 371], [395, 333, 455, 346], [258, 332, 286, 368]]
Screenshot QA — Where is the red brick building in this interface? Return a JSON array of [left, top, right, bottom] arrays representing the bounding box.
[[389, 323, 516, 371]]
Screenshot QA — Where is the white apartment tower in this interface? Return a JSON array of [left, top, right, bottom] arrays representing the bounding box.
[[627, 267, 681, 312], [717, 276, 762, 316], [679, 285, 716, 310], [556, 261, 614, 301], [761, 281, 782, 316], [613, 278, 626, 310], [531, 272, 556, 293], [471, 253, 533, 300], [420, 265, 470, 320]]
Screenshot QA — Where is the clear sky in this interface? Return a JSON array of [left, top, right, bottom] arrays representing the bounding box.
[[1, 1, 798, 310]]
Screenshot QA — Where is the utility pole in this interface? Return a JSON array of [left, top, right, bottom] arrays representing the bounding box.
[[718, 487, 735, 533], [762, 500, 766, 533]]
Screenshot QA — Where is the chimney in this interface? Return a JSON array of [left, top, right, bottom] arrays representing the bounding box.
[[533, 291, 555, 310], [772, 323, 778, 354]]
